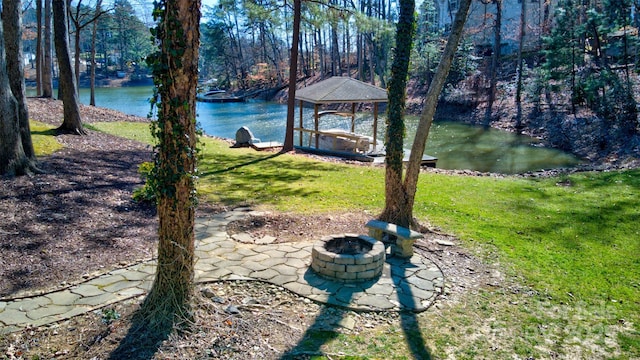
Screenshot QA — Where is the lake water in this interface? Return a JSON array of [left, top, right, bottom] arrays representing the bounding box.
[[36, 85, 581, 174]]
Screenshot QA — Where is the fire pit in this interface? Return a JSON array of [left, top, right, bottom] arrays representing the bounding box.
[[311, 234, 385, 282]]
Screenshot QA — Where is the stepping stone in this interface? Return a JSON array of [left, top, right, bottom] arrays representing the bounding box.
[[255, 235, 277, 245]]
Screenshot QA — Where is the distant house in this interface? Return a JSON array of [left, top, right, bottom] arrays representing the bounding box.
[[434, 0, 556, 55], [24, 52, 36, 67]]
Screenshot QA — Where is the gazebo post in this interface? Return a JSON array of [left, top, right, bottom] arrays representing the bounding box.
[[350, 103, 356, 133], [298, 100, 303, 146], [314, 104, 319, 148], [373, 103, 379, 152]]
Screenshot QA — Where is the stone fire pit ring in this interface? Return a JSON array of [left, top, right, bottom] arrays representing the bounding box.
[[311, 234, 385, 282]]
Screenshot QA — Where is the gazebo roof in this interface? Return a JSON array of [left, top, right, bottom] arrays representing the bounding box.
[[295, 76, 388, 104]]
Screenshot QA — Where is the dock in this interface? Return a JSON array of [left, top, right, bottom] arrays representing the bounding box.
[[250, 141, 283, 151], [370, 153, 438, 167]]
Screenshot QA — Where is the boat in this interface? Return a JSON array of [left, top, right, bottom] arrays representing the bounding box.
[[196, 90, 245, 103]]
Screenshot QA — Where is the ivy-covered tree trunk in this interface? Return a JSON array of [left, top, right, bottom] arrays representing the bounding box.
[[140, 0, 201, 330], [379, 0, 415, 228], [52, 0, 85, 135]]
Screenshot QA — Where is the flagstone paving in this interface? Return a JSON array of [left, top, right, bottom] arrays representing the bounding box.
[[0, 208, 444, 334]]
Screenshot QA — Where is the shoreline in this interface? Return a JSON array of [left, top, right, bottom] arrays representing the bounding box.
[[26, 97, 639, 175]]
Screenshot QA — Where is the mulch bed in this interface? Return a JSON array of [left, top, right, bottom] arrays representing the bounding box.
[[0, 98, 157, 298]]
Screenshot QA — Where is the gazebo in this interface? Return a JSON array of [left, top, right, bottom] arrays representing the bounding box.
[[294, 76, 388, 157]]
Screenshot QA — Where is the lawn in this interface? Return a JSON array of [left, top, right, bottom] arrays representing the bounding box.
[[83, 122, 640, 358], [29, 120, 63, 155]]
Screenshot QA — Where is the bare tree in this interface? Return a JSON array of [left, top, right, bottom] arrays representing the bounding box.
[[36, 0, 43, 95], [484, 0, 501, 127], [89, 0, 103, 106], [68, 0, 109, 91], [515, 0, 526, 131], [52, 0, 86, 134], [42, 0, 54, 98], [283, 0, 302, 152]]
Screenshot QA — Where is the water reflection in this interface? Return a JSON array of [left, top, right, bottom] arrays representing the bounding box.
[[29, 85, 580, 174]]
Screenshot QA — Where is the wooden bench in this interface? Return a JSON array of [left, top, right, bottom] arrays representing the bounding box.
[[365, 220, 423, 258]]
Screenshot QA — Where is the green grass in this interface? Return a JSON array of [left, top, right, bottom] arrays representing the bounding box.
[[86, 122, 156, 145], [30, 120, 63, 155], [90, 121, 640, 359]]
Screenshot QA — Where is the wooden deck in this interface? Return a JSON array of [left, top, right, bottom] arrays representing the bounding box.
[[250, 141, 283, 151], [370, 154, 437, 167]]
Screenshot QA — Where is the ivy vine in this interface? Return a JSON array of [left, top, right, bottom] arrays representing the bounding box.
[[143, 0, 201, 207]]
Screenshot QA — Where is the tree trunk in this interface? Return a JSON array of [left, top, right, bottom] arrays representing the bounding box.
[[3, 0, 37, 164], [317, 29, 325, 76], [0, 2, 37, 177], [232, 6, 247, 87], [36, 0, 43, 96], [52, 0, 86, 135], [90, 0, 102, 106], [515, 0, 526, 132], [402, 0, 473, 226], [43, 0, 53, 98], [0, 57, 26, 176], [74, 10, 82, 92], [283, 0, 301, 152], [331, 11, 341, 76], [139, 0, 200, 330], [368, 34, 376, 84], [379, 0, 415, 228], [484, 0, 501, 127]]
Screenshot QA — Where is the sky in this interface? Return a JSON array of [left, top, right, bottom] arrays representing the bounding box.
[[100, 0, 217, 25]]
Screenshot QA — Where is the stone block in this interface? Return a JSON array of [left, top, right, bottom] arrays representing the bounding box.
[[310, 261, 324, 274], [325, 262, 346, 272], [311, 258, 326, 269], [317, 268, 336, 278], [334, 271, 358, 280], [353, 253, 373, 265], [313, 247, 336, 263], [394, 239, 416, 258], [365, 261, 383, 271], [333, 255, 355, 265], [357, 269, 377, 279], [346, 264, 367, 272]]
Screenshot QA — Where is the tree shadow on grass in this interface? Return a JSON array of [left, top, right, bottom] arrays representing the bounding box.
[[198, 149, 344, 207], [201, 151, 283, 175], [280, 262, 433, 359], [30, 128, 59, 136], [279, 273, 362, 359]]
